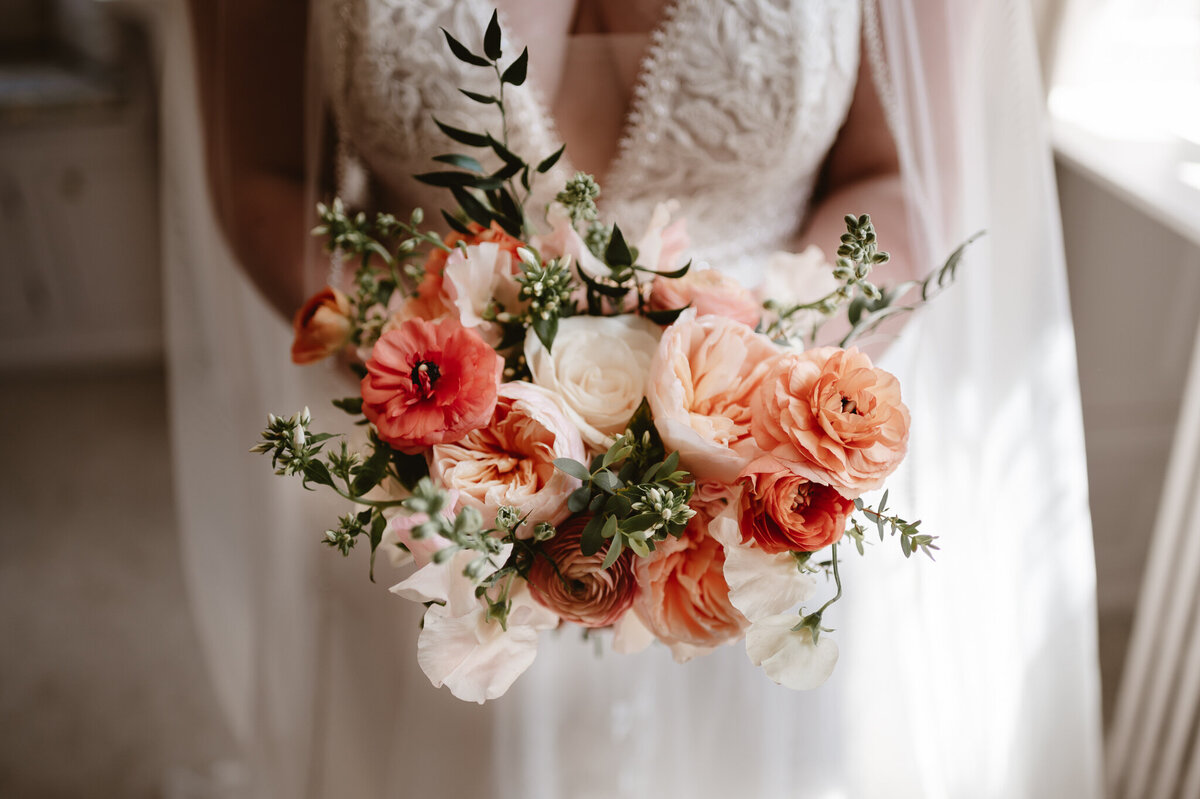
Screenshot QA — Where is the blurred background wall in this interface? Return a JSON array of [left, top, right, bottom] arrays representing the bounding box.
[[1, 0, 1198, 796]]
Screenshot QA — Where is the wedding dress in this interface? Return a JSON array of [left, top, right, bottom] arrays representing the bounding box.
[[161, 0, 1105, 796]]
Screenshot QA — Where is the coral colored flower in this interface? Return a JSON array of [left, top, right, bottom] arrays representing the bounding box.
[[290, 286, 353, 364], [649, 266, 761, 328], [527, 515, 637, 628], [646, 311, 781, 482], [360, 318, 502, 452], [402, 222, 526, 323], [751, 347, 910, 498], [633, 487, 747, 658], [430, 382, 585, 529], [738, 459, 854, 553]]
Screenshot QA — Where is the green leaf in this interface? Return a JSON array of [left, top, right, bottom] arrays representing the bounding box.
[[441, 209, 472, 235], [414, 170, 500, 189], [390, 450, 429, 491], [600, 535, 624, 570], [332, 396, 363, 415], [581, 515, 606, 556], [432, 153, 484, 172], [642, 305, 690, 325], [450, 186, 493, 228], [351, 442, 391, 496], [627, 537, 651, 557], [601, 515, 619, 539], [554, 458, 592, 481], [302, 460, 334, 488], [501, 47, 529, 85], [441, 29, 491, 67], [576, 265, 630, 298], [605, 493, 633, 516], [537, 144, 566, 173], [633, 258, 692, 279], [433, 118, 490, 148], [900, 534, 912, 558], [491, 159, 524, 181], [459, 88, 498, 106], [593, 470, 621, 494], [487, 135, 523, 167], [368, 511, 387, 582], [531, 313, 558, 353], [567, 485, 592, 514], [483, 10, 503, 60], [605, 224, 633, 267]]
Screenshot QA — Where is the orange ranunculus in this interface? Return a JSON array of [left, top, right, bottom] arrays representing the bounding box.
[[360, 317, 502, 452], [633, 485, 747, 657], [648, 266, 761, 328], [527, 515, 637, 628], [290, 286, 353, 364], [751, 347, 910, 498], [403, 222, 526, 322], [738, 459, 854, 553]]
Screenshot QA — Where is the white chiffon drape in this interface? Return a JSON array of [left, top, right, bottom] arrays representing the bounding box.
[[160, 0, 1104, 796]]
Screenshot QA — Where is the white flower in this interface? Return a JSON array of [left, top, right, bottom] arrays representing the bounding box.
[[634, 201, 687, 272], [524, 315, 661, 451], [745, 614, 839, 690], [707, 504, 816, 622], [442, 242, 523, 343], [416, 584, 559, 703], [761, 246, 840, 337], [612, 610, 655, 655]]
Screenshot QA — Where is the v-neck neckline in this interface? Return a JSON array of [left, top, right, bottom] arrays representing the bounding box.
[[491, 0, 687, 194]]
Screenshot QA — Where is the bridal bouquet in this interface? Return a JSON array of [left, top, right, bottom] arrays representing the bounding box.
[[255, 12, 967, 702]]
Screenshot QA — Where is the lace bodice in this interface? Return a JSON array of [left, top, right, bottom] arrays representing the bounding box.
[[315, 0, 861, 285]]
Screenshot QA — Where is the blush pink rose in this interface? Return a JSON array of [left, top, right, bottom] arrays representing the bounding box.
[[649, 266, 761, 328], [751, 347, 910, 498], [430, 382, 586, 529], [646, 311, 782, 482], [738, 459, 854, 554], [633, 484, 747, 657], [361, 318, 503, 453], [527, 515, 637, 628]]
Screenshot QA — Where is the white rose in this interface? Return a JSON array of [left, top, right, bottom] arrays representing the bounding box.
[[524, 314, 662, 451]]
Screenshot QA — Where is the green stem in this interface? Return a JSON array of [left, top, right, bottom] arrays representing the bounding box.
[[814, 543, 843, 617]]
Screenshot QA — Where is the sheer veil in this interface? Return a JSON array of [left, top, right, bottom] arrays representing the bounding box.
[[161, 0, 1102, 795]]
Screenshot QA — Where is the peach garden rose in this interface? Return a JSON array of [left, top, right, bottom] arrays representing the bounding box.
[[751, 346, 910, 498], [646, 311, 782, 482], [430, 381, 586, 529], [291, 286, 353, 364]]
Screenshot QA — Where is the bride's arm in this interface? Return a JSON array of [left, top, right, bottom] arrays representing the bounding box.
[[188, 0, 309, 319], [797, 39, 918, 346]]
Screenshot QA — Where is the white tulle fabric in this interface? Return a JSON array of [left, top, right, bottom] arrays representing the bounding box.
[[161, 0, 1104, 795]]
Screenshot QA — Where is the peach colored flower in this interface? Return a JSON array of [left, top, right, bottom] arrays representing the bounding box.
[[649, 266, 761, 328], [430, 382, 586, 529], [633, 485, 747, 658], [738, 458, 854, 553], [360, 318, 502, 452], [290, 286, 353, 364], [646, 311, 782, 482], [527, 515, 637, 628], [751, 347, 910, 498], [635, 201, 689, 273], [402, 223, 525, 323]]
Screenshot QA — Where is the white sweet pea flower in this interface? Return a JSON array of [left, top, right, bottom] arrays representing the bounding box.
[[707, 508, 816, 622], [416, 584, 559, 703], [761, 246, 840, 340], [389, 533, 512, 618], [442, 242, 524, 343], [745, 614, 839, 690], [524, 315, 661, 451]]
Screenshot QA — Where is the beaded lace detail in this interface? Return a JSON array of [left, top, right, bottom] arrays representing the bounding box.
[[316, 0, 861, 285]]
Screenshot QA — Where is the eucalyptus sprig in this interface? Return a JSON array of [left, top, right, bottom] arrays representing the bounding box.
[[553, 400, 696, 568], [848, 490, 940, 560], [419, 11, 565, 238]]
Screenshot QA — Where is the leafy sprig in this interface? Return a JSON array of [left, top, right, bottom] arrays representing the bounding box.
[[847, 490, 940, 560], [553, 400, 696, 568]]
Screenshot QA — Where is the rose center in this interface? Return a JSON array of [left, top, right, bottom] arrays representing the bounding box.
[[840, 395, 860, 415], [791, 483, 813, 513], [411, 359, 442, 398]]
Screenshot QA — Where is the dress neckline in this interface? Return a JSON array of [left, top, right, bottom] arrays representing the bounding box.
[[491, 0, 688, 193]]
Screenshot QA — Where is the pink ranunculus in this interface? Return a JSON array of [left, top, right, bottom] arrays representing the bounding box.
[[527, 515, 638, 628], [738, 458, 854, 553], [430, 381, 586, 529], [646, 311, 782, 482], [290, 286, 353, 364], [633, 485, 748, 659], [751, 347, 910, 498], [649, 265, 761, 328], [361, 318, 503, 453]]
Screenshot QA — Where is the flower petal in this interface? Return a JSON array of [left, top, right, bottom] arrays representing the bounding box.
[[745, 615, 839, 690]]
